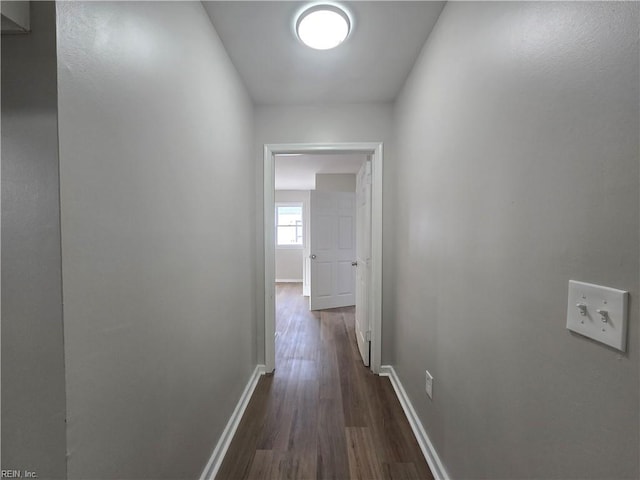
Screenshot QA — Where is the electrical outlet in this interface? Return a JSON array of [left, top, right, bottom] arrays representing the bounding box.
[[425, 370, 433, 399]]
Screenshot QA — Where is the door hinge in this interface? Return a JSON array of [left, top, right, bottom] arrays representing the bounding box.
[[365, 330, 371, 341]]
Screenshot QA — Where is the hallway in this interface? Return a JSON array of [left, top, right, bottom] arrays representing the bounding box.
[[4, 2, 638, 478], [216, 283, 433, 479]]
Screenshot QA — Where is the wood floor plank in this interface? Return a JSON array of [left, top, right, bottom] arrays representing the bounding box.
[[345, 427, 385, 480], [318, 340, 341, 401], [256, 378, 293, 451], [271, 450, 317, 480], [316, 398, 349, 480], [367, 377, 413, 463], [246, 450, 275, 480], [215, 376, 272, 480], [216, 283, 433, 480], [383, 462, 422, 480], [287, 376, 319, 454]]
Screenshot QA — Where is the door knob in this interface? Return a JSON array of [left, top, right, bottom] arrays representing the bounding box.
[[310, 254, 316, 259], [351, 261, 358, 266]]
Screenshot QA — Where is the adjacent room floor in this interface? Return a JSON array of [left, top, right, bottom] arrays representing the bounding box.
[[216, 283, 434, 479]]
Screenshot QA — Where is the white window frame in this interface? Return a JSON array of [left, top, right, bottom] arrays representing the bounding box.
[[275, 202, 304, 249]]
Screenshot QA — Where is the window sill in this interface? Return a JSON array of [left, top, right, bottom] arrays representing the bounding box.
[[276, 244, 304, 250]]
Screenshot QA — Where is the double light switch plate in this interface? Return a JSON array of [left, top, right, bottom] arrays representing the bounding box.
[[566, 280, 628, 352]]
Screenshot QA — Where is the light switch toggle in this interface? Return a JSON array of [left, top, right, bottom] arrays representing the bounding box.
[[576, 303, 587, 316], [596, 309, 608, 323]]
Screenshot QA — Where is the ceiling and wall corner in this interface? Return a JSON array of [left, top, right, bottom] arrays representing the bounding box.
[[202, 1, 445, 105], [1, 0, 30, 33]]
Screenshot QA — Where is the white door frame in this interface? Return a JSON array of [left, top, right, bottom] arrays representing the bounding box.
[[264, 142, 383, 374]]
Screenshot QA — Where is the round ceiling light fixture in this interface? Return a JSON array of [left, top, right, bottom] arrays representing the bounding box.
[[296, 4, 351, 50]]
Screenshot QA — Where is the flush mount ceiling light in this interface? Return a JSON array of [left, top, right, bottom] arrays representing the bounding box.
[[296, 5, 351, 50]]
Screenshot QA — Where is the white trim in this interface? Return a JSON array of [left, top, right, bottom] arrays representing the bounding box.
[[275, 279, 303, 283], [264, 145, 276, 373], [199, 365, 266, 480], [379, 365, 450, 480], [369, 143, 383, 374], [264, 142, 383, 374]]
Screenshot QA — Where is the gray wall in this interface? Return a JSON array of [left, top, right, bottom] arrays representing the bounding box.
[[392, 2, 639, 478], [275, 248, 303, 281], [254, 103, 395, 364], [56, 2, 255, 478], [1, 3, 67, 478], [315, 173, 356, 192]]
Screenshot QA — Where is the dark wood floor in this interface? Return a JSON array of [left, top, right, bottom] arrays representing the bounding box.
[[216, 283, 434, 480]]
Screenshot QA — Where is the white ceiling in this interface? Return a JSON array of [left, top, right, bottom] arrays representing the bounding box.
[[202, 1, 445, 105], [275, 153, 366, 190]]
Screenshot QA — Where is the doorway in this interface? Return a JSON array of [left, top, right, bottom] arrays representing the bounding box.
[[263, 142, 383, 374]]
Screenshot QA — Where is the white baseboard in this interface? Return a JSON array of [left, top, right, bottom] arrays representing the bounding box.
[[379, 365, 450, 480], [199, 364, 266, 480], [275, 279, 303, 283]]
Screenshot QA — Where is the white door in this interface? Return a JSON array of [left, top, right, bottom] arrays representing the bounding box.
[[309, 191, 356, 310], [355, 160, 372, 366]]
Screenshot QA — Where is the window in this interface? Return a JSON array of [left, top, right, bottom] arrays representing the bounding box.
[[276, 203, 303, 247]]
